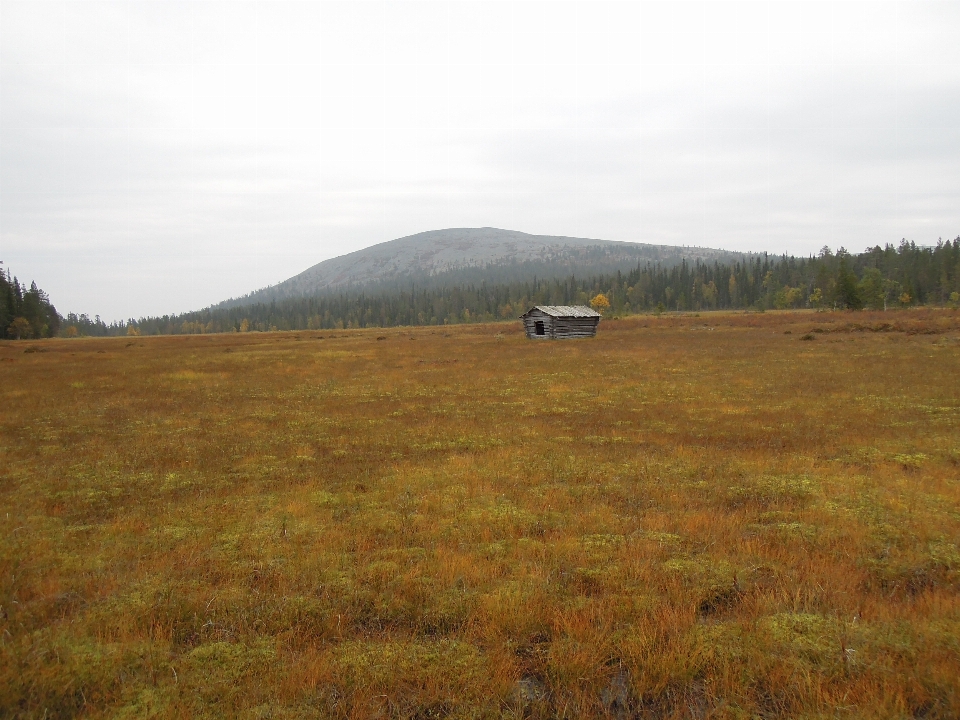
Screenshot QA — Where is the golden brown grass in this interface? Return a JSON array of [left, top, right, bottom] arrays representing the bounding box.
[[2, 309, 959, 718]]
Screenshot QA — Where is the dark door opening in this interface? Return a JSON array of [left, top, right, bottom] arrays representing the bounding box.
[[534, 321, 545, 336]]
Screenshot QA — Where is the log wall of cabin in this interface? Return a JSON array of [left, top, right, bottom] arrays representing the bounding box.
[[522, 313, 598, 339], [552, 318, 599, 338], [522, 313, 554, 339]]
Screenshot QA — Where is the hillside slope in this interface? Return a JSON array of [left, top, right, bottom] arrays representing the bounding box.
[[219, 228, 745, 307]]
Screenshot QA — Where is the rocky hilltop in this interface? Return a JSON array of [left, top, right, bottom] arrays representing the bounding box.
[[219, 228, 745, 307]]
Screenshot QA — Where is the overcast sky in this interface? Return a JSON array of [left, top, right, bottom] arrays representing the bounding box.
[[1, 1, 958, 321]]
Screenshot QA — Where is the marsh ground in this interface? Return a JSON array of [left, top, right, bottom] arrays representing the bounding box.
[[2, 310, 959, 718]]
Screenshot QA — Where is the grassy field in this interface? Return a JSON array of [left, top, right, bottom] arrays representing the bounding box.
[[2, 309, 959, 718]]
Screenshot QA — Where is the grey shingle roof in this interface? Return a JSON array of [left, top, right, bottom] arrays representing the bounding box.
[[520, 305, 601, 318]]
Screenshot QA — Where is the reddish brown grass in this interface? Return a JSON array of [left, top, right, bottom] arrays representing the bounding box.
[[1, 308, 959, 718]]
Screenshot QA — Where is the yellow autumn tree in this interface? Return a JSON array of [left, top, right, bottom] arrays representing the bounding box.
[[590, 293, 611, 314], [7, 317, 31, 339]]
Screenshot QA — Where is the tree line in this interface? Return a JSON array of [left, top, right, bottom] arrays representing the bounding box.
[[77, 238, 960, 336], [4, 239, 960, 340], [0, 266, 61, 339]]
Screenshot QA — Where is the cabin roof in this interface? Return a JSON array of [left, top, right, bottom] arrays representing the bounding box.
[[519, 305, 601, 319]]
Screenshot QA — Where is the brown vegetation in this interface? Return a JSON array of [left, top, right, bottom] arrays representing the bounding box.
[[2, 309, 959, 718]]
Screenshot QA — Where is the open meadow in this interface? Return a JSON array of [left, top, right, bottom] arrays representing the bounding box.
[[2, 309, 959, 719]]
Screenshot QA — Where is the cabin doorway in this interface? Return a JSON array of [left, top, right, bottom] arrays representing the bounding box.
[[534, 321, 545, 336]]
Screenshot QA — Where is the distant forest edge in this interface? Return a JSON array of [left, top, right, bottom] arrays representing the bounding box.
[[4, 239, 960, 340], [1, 267, 61, 339]]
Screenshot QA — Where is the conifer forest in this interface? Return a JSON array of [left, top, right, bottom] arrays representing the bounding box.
[[58, 239, 960, 338]]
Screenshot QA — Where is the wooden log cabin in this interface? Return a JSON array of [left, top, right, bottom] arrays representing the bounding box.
[[519, 305, 601, 339]]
